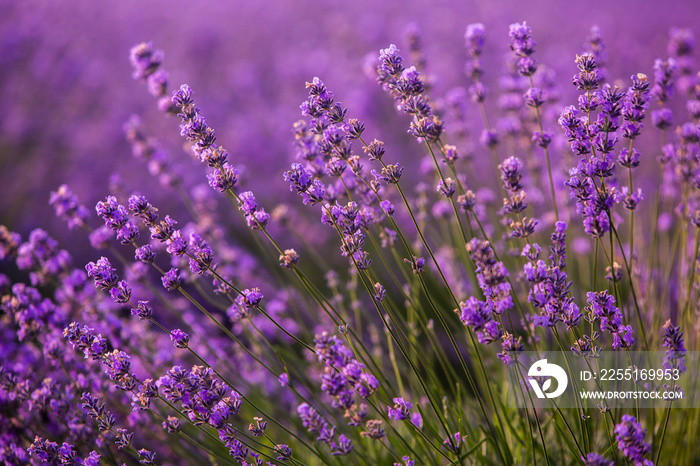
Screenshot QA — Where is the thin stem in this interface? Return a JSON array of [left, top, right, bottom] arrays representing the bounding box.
[[528, 75, 559, 221]]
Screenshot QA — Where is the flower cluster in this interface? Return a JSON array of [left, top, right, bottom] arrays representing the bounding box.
[[614, 415, 653, 465], [584, 291, 634, 350], [376, 44, 443, 142], [662, 319, 687, 372], [313, 332, 379, 412], [171, 85, 242, 194], [466, 238, 513, 315], [499, 156, 536, 237], [129, 42, 176, 114], [158, 365, 242, 430], [523, 222, 581, 329]]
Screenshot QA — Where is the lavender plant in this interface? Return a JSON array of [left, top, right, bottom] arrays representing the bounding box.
[[2, 17, 700, 466]]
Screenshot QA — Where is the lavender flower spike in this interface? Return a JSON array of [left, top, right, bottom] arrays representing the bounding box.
[[614, 415, 654, 465], [49, 184, 89, 230], [170, 84, 240, 194], [662, 319, 687, 372], [509, 22, 537, 76]]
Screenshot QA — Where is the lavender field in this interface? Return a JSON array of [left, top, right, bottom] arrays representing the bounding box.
[[2, 1, 700, 464]]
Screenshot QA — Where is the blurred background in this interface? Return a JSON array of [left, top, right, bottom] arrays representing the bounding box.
[[2, 0, 698, 264]]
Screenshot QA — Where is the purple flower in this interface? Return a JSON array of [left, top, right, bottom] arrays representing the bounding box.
[[499, 156, 524, 192], [248, 416, 267, 437], [85, 257, 119, 291], [135, 244, 156, 263], [162, 416, 180, 433], [241, 287, 263, 307], [411, 412, 423, 429], [611, 325, 635, 350], [170, 329, 190, 348], [617, 148, 641, 168], [466, 238, 513, 315], [442, 431, 464, 454], [188, 234, 213, 274], [284, 163, 313, 193], [274, 444, 292, 461], [508, 22, 536, 57], [586, 26, 608, 80], [586, 291, 634, 349], [651, 57, 677, 103], [623, 73, 651, 123], [573, 52, 601, 91], [468, 82, 487, 102], [84, 451, 101, 466], [138, 449, 157, 464], [524, 87, 544, 107], [49, 184, 89, 230], [131, 300, 153, 320], [247, 209, 270, 229], [104, 349, 131, 381], [132, 379, 158, 411], [621, 187, 644, 210], [614, 415, 653, 465], [115, 221, 140, 245], [498, 332, 524, 365], [239, 191, 258, 215], [360, 419, 385, 440], [457, 190, 476, 212], [96, 196, 130, 230], [108, 280, 132, 304], [63, 322, 107, 360], [457, 297, 491, 330], [161, 267, 182, 291], [379, 199, 395, 216], [652, 107, 673, 129], [373, 282, 386, 301], [165, 230, 187, 256], [465, 23, 485, 65], [509, 22, 538, 76], [28, 438, 60, 463], [662, 319, 687, 372], [128, 194, 158, 222], [407, 115, 443, 141], [456, 297, 502, 344], [387, 397, 412, 421], [364, 139, 385, 161], [480, 128, 499, 147], [207, 164, 239, 192], [115, 428, 134, 450], [403, 255, 425, 274], [297, 403, 327, 434], [437, 178, 456, 198], [330, 434, 353, 456], [149, 215, 177, 241], [130, 42, 163, 81], [394, 456, 415, 466], [373, 164, 404, 184], [279, 248, 299, 268], [301, 180, 326, 206], [581, 452, 614, 465], [0, 226, 21, 260]]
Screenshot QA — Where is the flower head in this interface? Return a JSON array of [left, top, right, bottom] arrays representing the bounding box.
[[614, 415, 653, 465]]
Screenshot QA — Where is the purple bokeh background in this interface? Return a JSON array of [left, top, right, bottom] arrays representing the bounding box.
[[2, 0, 697, 259]]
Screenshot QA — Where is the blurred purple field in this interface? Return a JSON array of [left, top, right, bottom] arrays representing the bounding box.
[[2, 0, 696, 260], [4, 0, 700, 464]]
